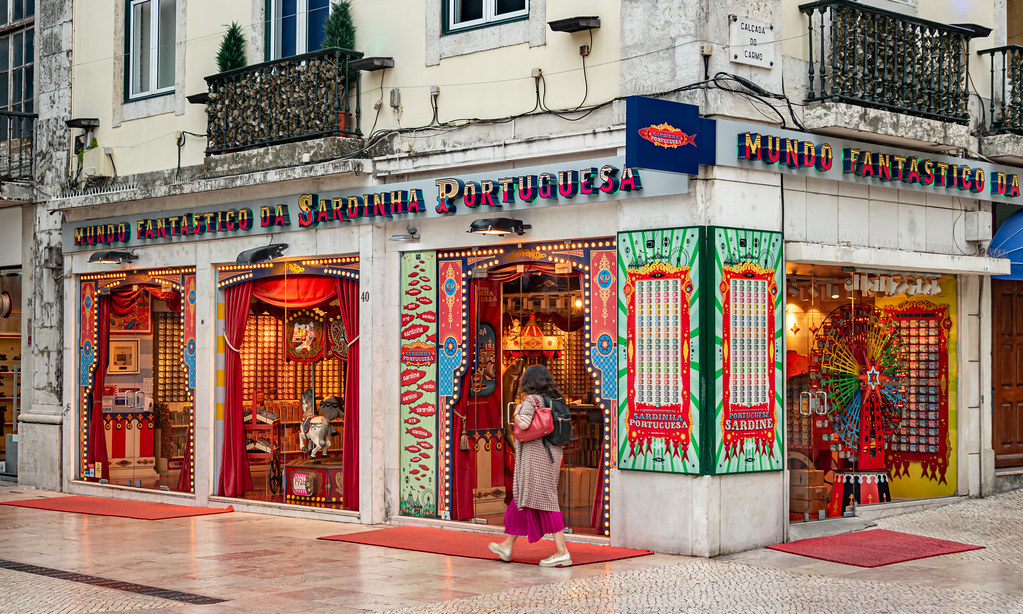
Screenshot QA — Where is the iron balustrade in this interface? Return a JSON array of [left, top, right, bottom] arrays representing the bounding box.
[[799, 0, 973, 124], [0, 111, 35, 181], [978, 45, 1023, 133], [204, 47, 363, 155]]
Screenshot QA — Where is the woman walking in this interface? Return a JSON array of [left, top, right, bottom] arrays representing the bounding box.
[[489, 365, 571, 567]]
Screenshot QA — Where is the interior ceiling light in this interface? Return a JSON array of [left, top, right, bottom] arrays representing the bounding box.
[[467, 218, 530, 236], [89, 250, 138, 265], [389, 226, 420, 242], [236, 243, 288, 265]]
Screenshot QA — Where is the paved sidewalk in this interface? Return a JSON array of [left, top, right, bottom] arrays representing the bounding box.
[[0, 481, 1019, 613]]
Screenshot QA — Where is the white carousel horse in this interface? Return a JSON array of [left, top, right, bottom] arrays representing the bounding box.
[[298, 390, 343, 458]]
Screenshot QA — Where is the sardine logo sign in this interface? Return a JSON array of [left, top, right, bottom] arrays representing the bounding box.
[[638, 123, 697, 149]]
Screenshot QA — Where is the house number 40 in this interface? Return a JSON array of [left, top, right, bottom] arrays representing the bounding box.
[[361, 291, 370, 302]]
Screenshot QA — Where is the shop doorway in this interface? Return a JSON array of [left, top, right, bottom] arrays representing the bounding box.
[[992, 279, 1023, 468], [79, 272, 196, 492], [785, 264, 958, 523], [454, 263, 603, 535]]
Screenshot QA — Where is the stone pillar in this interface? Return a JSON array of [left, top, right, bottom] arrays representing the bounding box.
[[19, 0, 73, 490]]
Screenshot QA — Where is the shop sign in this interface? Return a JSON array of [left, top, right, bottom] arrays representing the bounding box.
[[63, 157, 689, 253], [625, 97, 716, 175], [716, 118, 1023, 204]]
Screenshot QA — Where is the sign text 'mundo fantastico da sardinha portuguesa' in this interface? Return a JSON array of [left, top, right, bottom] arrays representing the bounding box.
[[65, 157, 678, 252]]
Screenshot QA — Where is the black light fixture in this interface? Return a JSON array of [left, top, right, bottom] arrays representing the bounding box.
[[951, 23, 992, 39], [548, 16, 600, 33], [351, 56, 394, 72], [65, 117, 100, 129], [89, 250, 138, 265], [389, 226, 420, 242], [236, 243, 288, 265], [186, 92, 211, 105], [467, 218, 530, 236]]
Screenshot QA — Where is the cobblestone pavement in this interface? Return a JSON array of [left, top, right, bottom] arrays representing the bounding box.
[[0, 479, 1019, 613]]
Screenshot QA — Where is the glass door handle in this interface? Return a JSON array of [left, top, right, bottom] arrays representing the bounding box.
[[124, 391, 134, 408], [135, 392, 146, 411], [814, 391, 828, 415], [799, 391, 812, 415]]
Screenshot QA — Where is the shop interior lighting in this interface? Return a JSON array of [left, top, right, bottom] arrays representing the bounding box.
[[88, 250, 138, 265], [235, 243, 288, 265], [351, 56, 394, 71], [389, 226, 420, 242], [548, 16, 601, 32], [467, 218, 530, 236]]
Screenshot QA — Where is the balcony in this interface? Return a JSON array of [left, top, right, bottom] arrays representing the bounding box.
[[0, 111, 35, 182], [977, 45, 1023, 164], [798, 0, 974, 149], [204, 47, 363, 156]]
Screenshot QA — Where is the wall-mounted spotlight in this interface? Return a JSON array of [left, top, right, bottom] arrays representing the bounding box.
[[236, 243, 288, 265], [467, 218, 530, 236], [389, 226, 420, 242], [89, 250, 138, 265], [548, 16, 600, 32], [351, 56, 395, 71]]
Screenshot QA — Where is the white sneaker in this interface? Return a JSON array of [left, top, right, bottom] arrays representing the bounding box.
[[539, 552, 572, 567], [488, 542, 512, 562]]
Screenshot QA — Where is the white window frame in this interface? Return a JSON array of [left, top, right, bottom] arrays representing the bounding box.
[[447, 0, 528, 33], [270, 0, 333, 60], [127, 0, 175, 100]]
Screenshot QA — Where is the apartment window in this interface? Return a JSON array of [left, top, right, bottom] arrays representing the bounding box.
[[0, 0, 33, 141], [446, 0, 527, 33], [128, 0, 175, 99], [268, 0, 330, 60]]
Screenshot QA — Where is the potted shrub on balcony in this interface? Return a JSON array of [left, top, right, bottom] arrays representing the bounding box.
[[323, 1, 357, 134]]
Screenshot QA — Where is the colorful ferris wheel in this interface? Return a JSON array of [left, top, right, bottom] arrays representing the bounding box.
[[811, 303, 908, 469]]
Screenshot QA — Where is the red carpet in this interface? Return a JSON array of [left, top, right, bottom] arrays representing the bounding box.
[[319, 526, 653, 566], [767, 528, 982, 567], [0, 496, 233, 520]]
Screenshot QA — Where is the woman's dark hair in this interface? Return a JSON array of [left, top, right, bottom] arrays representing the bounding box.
[[518, 364, 562, 399]]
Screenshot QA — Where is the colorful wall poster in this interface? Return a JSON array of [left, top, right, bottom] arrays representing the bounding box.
[[399, 251, 439, 517], [709, 227, 784, 474], [617, 227, 702, 474]]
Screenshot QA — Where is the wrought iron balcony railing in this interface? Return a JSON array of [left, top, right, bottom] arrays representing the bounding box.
[[978, 45, 1023, 133], [204, 47, 363, 155], [0, 111, 35, 181], [799, 0, 974, 124]]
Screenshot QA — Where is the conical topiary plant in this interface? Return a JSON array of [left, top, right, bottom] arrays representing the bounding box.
[[216, 22, 247, 73], [323, 1, 358, 85]]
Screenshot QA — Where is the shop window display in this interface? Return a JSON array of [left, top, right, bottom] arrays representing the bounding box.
[[0, 271, 20, 475], [78, 269, 197, 492], [215, 261, 359, 510], [785, 264, 957, 523]]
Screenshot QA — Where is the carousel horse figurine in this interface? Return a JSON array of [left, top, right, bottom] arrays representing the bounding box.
[[299, 390, 343, 458]]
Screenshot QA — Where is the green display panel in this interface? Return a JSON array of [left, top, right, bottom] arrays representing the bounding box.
[[398, 251, 439, 516], [617, 227, 702, 474], [706, 227, 784, 474]]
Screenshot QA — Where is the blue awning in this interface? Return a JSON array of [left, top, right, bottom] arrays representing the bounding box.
[[990, 209, 1023, 279]]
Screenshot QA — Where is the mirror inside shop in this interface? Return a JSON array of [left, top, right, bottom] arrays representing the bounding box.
[[0, 271, 19, 477], [785, 264, 958, 523], [459, 266, 603, 534]]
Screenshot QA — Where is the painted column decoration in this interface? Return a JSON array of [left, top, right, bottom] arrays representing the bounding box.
[[617, 228, 702, 474], [79, 280, 99, 478], [709, 227, 784, 474], [399, 252, 439, 517]]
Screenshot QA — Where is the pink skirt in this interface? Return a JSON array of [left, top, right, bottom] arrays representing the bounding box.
[[503, 499, 565, 543]]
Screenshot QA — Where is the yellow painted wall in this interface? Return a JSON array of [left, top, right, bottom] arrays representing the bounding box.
[[71, 1, 622, 178], [875, 275, 958, 499]]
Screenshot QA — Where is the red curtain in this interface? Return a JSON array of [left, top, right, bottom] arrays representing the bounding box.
[[109, 286, 181, 315], [590, 460, 605, 531], [252, 276, 338, 308], [218, 281, 253, 497], [87, 296, 110, 476], [335, 278, 360, 511]]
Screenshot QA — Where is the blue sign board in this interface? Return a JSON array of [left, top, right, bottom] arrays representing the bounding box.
[[625, 96, 716, 175]]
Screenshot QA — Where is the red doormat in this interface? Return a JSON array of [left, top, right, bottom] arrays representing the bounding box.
[[319, 526, 653, 566], [767, 528, 983, 567], [0, 496, 233, 520]]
